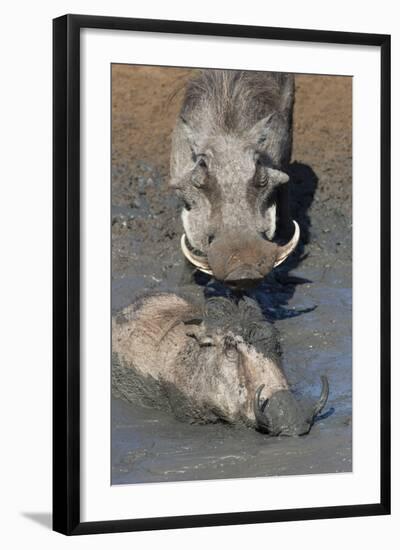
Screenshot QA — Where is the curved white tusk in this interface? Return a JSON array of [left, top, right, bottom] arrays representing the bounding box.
[[274, 220, 300, 267], [180, 234, 213, 275]]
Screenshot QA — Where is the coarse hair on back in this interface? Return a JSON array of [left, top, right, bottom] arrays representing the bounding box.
[[202, 296, 281, 360]]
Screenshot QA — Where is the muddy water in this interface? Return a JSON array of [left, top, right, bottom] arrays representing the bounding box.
[[111, 163, 352, 484], [111, 68, 352, 484]]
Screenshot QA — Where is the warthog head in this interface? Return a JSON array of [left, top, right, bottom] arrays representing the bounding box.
[[183, 296, 329, 435], [171, 70, 298, 289], [112, 294, 329, 436]]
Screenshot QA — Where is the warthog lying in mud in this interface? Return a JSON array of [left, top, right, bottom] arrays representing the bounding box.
[[170, 70, 300, 289], [112, 293, 329, 436]]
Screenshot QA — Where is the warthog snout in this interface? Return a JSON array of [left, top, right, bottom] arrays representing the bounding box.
[[224, 266, 264, 289], [181, 220, 300, 288], [254, 376, 330, 437], [208, 231, 279, 288]]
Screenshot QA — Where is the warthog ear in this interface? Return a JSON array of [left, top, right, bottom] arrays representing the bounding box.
[[249, 112, 276, 146], [268, 167, 290, 186]]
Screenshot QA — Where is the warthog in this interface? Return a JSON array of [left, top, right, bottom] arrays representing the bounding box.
[[112, 293, 329, 436], [170, 69, 299, 289]]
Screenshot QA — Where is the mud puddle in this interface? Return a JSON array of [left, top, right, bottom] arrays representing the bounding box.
[[111, 68, 352, 484], [111, 163, 352, 485]]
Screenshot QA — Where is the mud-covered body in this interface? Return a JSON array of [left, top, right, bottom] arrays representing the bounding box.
[[112, 293, 328, 434]]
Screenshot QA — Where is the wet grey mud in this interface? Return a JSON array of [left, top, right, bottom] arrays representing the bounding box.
[[111, 66, 352, 484]]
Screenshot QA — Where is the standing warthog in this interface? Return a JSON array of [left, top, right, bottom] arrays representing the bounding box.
[[170, 70, 299, 289], [112, 293, 329, 436]]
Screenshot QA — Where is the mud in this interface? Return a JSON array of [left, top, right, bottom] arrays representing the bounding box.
[[111, 66, 352, 484]]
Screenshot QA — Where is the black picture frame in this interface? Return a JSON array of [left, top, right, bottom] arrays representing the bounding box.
[[53, 14, 391, 535]]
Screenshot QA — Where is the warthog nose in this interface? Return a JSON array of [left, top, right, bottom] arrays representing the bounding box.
[[282, 423, 311, 437], [224, 266, 263, 288]]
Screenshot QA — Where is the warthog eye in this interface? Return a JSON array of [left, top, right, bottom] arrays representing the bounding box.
[[223, 335, 239, 359], [176, 190, 193, 210], [256, 176, 269, 187], [197, 157, 207, 169], [257, 171, 269, 188], [254, 157, 269, 188], [191, 157, 208, 188]]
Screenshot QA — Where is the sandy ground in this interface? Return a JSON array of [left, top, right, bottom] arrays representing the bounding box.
[[111, 65, 352, 484]]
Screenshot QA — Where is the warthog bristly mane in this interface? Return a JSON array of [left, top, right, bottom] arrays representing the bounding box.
[[201, 296, 281, 360], [181, 70, 294, 134]]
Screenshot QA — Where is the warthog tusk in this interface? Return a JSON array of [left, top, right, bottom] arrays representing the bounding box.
[[180, 234, 213, 275], [313, 375, 330, 418], [273, 220, 300, 267], [253, 384, 272, 434]]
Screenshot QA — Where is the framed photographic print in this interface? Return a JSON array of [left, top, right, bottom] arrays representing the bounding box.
[[53, 14, 391, 535]]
